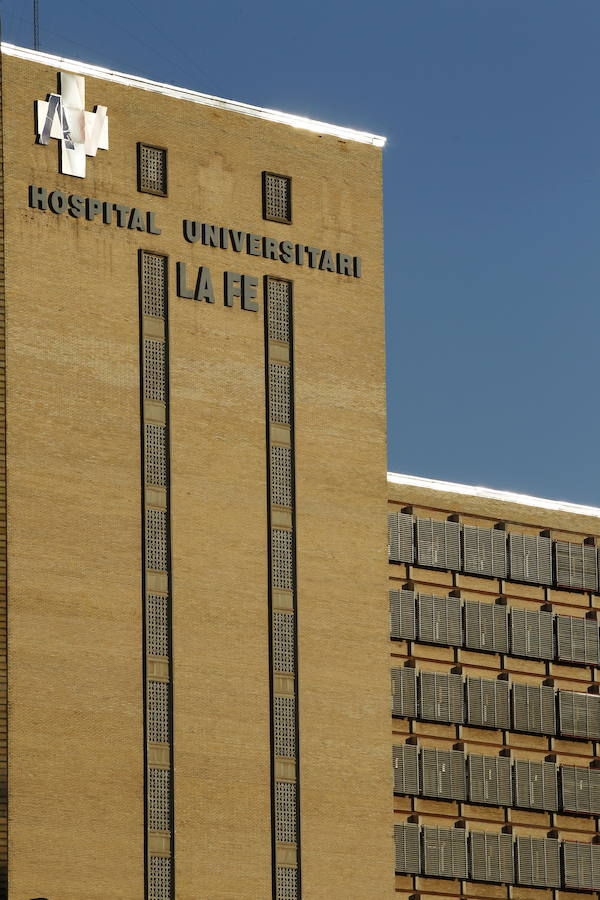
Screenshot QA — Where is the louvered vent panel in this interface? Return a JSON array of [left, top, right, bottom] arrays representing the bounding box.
[[392, 667, 417, 718], [149, 856, 171, 900], [559, 691, 600, 740], [148, 768, 170, 832], [468, 753, 512, 806], [264, 173, 291, 223], [147, 593, 169, 657], [466, 677, 510, 729], [272, 528, 293, 590], [563, 841, 600, 890], [394, 823, 421, 875], [145, 424, 167, 487], [393, 744, 419, 795], [470, 831, 514, 884], [269, 363, 291, 424], [147, 681, 169, 744], [422, 826, 468, 879], [141, 251, 167, 317], [270, 445, 292, 507], [274, 696, 296, 759], [560, 765, 600, 815], [416, 518, 461, 570], [419, 671, 464, 724], [511, 683, 556, 735], [418, 593, 462, 646], [464, 601, 509, 653], [144, 339, 166, 402], [555, 540, 599, 590], [463, 525, 507, 577], [514, 759, 558, 811], [139, 144, 167, 195], [510, 607, 554, 660], [509, 533, 552, 585], [388, 512, 414, 563], [389, 589, 416, 641], [557, 614, 600, 665], [516, 837, 560, 887], [421, 748, 466, 801], [146, 508, 168, 572], [276, 866, 298, 900], [273, 611, 295, 674], [267, 278, 291, 343], [275, 781, 297, 843]]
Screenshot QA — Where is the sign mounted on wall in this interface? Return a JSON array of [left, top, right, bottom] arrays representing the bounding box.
[[35, 72, 109, 178]]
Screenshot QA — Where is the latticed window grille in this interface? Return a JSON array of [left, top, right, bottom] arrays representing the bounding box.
[[275, 781, 297, 843], [394, 823, 421, 875], [556, 614, 600, 665], [273, 611, 295, 673], [145, 424, 167, 486], [270, 445, 292, 507], [272, 528, 293, 590], [555, 540, 598, 591], [508, 533, 552, 585], [147, 594, 169, 657], [514, 759, 558, 811], [511, 682, 556, 735], [149, 856, 171, 900], [148, 768, 170, 832], [144, 339, 166, 402], [560, 765, 600, 815], [463, 524, 507, 577], [139, 144, 167, 196], [393, 743, 419, 795], [391, 667, 417, 718], [422, 826, 468, 879], [388, 511, 415, 563], [470, 831, 514, 884], [146, 508, 168, 572], [468, 753, 512, 806], [263, 172, 292, 223], [417, 593, 462, 646], [510, 607, 554, 660], [464, 600, 509, 653], [147, 681, 170, 744], [267, 278, 291, 342], [563, 841, 600, 890], [466, 677, 510, 730], [141, 251, 167, 317], [516, 836, 560, 887], [276, 866, 298, 899], [421, 747, 466, 801], [274, 696, 296, 758], [416, 518, 461, 570], [269, 363, 291, 424], [419, 671, 464, 724], [389, 589, 417, 641], [559, 690, 600, 740]]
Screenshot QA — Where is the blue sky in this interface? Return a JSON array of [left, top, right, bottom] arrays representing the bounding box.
[[4, 0, 599, 504]]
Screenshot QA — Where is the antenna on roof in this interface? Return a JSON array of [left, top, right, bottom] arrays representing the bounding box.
[[33, 0, 40, 51]]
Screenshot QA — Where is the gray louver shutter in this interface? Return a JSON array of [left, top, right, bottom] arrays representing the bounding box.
[[560, 765, 600, 815], [388, 512, 414, 563], [416, 518, 461, 570], [470, 831, 514, 884], [392, 667, 417, 718], [463, 525, 507, 578], [417, 593, 462, 646], [468, 753, 512, 806], [555, 540, 599, 591], [421, 748, 466, 801], [559, 691, 600, 740], [511, 682, 556, 735], [509, 533, 552, 585], [422, 826, 468, 879], [419, 671, 464, 724], [466, 677, 511, 729], [394, 823, 421, 874], [389, 589, 417, 641], [516, 837, 560, 887], [510, 607, 554, 660], [464, 600, 509, 653], [514, 759, 558, 811], [393, 744, 419, 795], [556, 614, 600, 665], [563, 841, 600, 890]]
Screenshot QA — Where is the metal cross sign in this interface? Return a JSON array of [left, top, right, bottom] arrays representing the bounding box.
[[36, 72, 109, 178]]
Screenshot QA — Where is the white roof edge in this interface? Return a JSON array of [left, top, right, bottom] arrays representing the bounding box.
[[387, 472, 600, 519], [1, 42, 386, 148]]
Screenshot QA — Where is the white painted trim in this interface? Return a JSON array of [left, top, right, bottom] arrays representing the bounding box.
[[387, 472, 600, 519], [1, 42, 386, 148]]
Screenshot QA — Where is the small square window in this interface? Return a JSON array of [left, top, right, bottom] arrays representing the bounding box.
[[138, 143, 168, 196], [263, 171, 292, 224]]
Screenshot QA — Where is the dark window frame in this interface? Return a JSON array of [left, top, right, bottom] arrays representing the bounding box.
[[137, 142, 168, 197], [262, 170, 292, 224]]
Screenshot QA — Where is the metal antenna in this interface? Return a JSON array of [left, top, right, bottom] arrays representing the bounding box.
[[33, 0, 40, 50]]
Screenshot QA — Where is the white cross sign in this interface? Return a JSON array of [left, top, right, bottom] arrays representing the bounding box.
[[35, 72, 109, 178]]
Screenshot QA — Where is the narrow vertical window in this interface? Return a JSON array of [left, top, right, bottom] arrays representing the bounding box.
[[263, 172, 292, 224], [138, 143, 168, 196]]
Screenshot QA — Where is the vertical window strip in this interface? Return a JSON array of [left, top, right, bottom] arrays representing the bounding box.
[[140, 251, 174, 900], [265, 277, 300, 898]]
